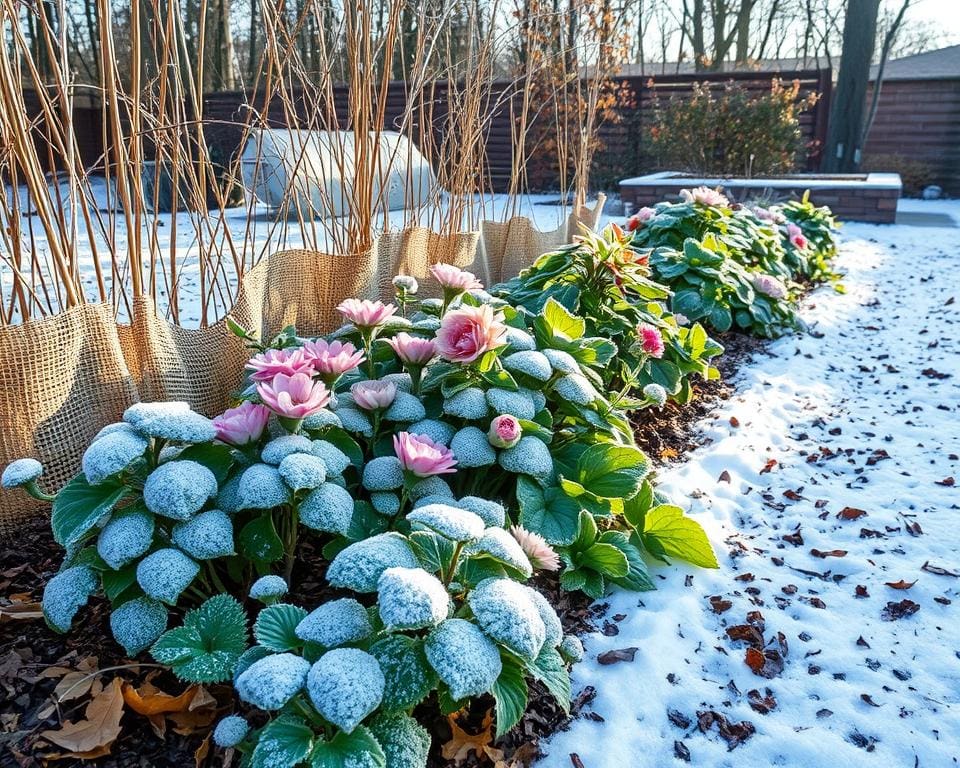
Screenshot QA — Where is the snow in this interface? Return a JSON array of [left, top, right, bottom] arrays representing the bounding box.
[[109, 596, 168, 656], [295, 597, 373, 647], [424, 618, 503, 700], [468, 577, 547, 661], [376, 566, 450, 630], [143, 460, 218, 519], [306, 648, 385, 734], [539, 202, 960, 768]]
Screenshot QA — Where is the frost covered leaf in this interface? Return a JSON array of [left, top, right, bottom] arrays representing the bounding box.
[[136, 548, 200, 604], [467, 578, 546, 661], [124, 402, 217, 443], [97, 507, 154, 569], [1, 457, 43, 488], [306, 648, 385, 733], [310, 440, 352, 475], [384, 392, 427, 423], [278, 453, 327, 491], [327, 533, 419, 593], [212, 715, 249, 748], [261, 435, 314, 465], [370, 492, 400, 517], [362, 456, 405, 491], [442, 387, 489, 420], [469, 528, 532, 579], [233, 646, 273, 683], [542, 348, 580, 374], [249, 575, 288, 603], [42, 565, 97, 633], [151, 594, 247, 683], [486, 388, 536, 420], [52, 474, 130, 549], [237, 463, 290, 511], [298, 482, 354, 535], [559, 635, 584, 663], [302, 409, 342, 431], [491, 655, 528, 738], [407, 504, 485, 543], [503, 351, 552, 381], [171, 509, 235, 560], [406, 419, 455, 446], [144, 460, 218, 520], [528, 645, 570, 712], [310, 726, 385, 768], [527, 588, 563, 647], [254, 603, 309, 652], [377, 567, 449, 630], [250, 714, 313, 768], [642, 504, 719, 568], [295, 598, 372, 648], [81, 429, 148, 485], [424, 618, 502, 700], [553, 374, 599, 406], [505, 326, 536, 351], [369, 635, 438, 713], [408, 476, 453, 502], [336, 407, 375, 438], [110, 597, 168, 656], [450, 427, 496, 468], [235, 652, 310, 711], [369, 712, 430, 768], [498, 437, 554, 483], [238, 513, 284, 564], [453, 496, 505, 528]]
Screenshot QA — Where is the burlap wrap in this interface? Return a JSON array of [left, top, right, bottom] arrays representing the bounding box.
[[0, 201, 604, 538]]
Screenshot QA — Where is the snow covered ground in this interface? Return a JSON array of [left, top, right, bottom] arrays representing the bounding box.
[[538, 200, 960, 767]]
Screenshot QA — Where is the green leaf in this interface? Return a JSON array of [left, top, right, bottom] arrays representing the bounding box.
[[579, 543, 629, 578], [642, 505, 719, 568], [559, 567, 605, 599], [239, 514, 284, 564], [528, 646, 570, 712], [176, 442, 235, 484], [600, 531, 655, 591], [648, 360, 682, 394], [576, 444, 650, 500], [623, 480, 654, 529], [253, 715, 315, 768], [541, 297, 585, 341], [516, 477, 581, 546], [571, 510, 598, 549], [310, 726, 384, 768], [408, 530, 455, 574], [708, 304, 733, 333], [52, 475, 129, 549], [369, 635, 438, 713], [491, 655, 528, 738], [254, 603, 308, 652], [315, 428, 364, 468], [102, 564, 138, 603], [347, 501, 389, 542]]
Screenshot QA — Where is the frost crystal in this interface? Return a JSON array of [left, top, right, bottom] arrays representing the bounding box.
[[216, 474, 243, 514], [236, 652, 310, 711], [420, 297, 444, 313], [213, 715, 249, 748], [335, 407, 375, 438], [278, 453, 328, 491], [503, 351, 552, 382], [123, 401, 191, 425], [172, 509, 235, 560], [261, 435, 314, 465], [110, 597, 167, 655], [643, 383, 668, 406], [306, 648, 385, 734], [327, 533, 419, 593], [452, 496, 505, 528], [92, 422, 139, 443], [302, 408, 343, 430], [1, 458, 43, 488], [296, 598, 373, 647], [498, 436, 554, 481], [542, 348, 580, 375], [384, 392, 426, 423], [442, 387, 489, 420], [369, 713, 431, 768], [408, 476, 453, 501], [486, 388, 536, 420], [42, 565, 97, 633], [504, 327, 536, 351], [250, 575, 288, 602], [370, 492, 401, 517], [406, 419, 455, 446], [450, 427, 496, 468], [298, 482, 353, 535], [559, 634, 584, 663], [468, 578, 546, 661], [362, 456, 405, 491], [381, 372, 414, 393], [553, 374, 598, 406], [470, 528, 533, 578], [525, 387, 547, 413], [424, 619, 502, 700], [377, 567, 449, 630], [310, 440, 352, 475], [237, 463, 290, 510], [407, 504, 485, 542], [82, 429, 148, 485], [411, 316, 442, 332], [97, 509, 155, 569], [136, 548, 200, 604], [133, 408, 218, 443], [528, 588, 563, 647], [143, 460, 217, 520]]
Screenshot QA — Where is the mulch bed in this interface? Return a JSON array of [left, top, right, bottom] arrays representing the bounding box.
[[0, 331, 764, 767]]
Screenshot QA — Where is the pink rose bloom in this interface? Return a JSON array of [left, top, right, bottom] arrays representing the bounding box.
[[435, 305, 508, 364], [636, 323, 665, 358], [213, 401, 270, 446], [257, 373, 331, 420], [510, 525, 560, 571], [786, 223, 808, 250], [301, 339, 365, 379], [681, 186, 729, 207], [245, 348, 315, 383], [393, 432, 458, 477], [626, 206, 656, 232], [430, 263, 483, 293], [351, 380, 397, 411], [487, 414, 522, 449], [386, 333, 436, 366], [750, 273, 788, 299], [336, 298, 397, 328]]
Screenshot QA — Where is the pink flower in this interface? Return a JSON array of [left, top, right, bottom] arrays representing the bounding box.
[[337, 298, 397, 328], [510, 526, 560, 571], [245, 348, 315, 383], [393, 432, 457, 477], [487, 415, 522, 449], [636, 323, 665, 358], [257, 373, 331, 420], [430, 263, 483, 293], [386, 333, 436, 366], [213, 401, 270, 446], [786, 223, 808, 250], [626, 206, 656, 231], [351, 380, 397, 411], [681, 186, 729, 207], [435, 305, 508, 364], [750, 273, 788, 299], [301, 339, 365, 380]]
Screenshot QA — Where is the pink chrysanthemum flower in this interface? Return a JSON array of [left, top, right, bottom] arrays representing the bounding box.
[[245, 348, 315, 383], [257, 373, 331, 420], [393, 432, 457, 477], [626, 206, 656, 231], [430, 263, 483, 293], [301, 339, 365, 380], [336, 298, 397, 328], [351, 380, 398, 411], [386, 333, 436, 366], [681, 186, 729, 207], [636, 323, 665, 358], [786, 222, 809, 251], [509, 525, 560, 571], [213, 401, 270, 447], [435, 305, 508, 364]]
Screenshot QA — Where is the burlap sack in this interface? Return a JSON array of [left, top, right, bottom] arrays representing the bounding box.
[[374, 228, 481, 302]]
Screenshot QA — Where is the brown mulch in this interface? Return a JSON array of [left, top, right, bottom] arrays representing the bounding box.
[[0, 331, 764, 767]]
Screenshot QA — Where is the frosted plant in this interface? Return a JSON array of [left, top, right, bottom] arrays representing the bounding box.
[[237, 463, 290, 510], [407, 504, 485, 543], [123, 401, 191, 426], [261, 435, 314, 465], [408, 476, 453, 501], [295, 598, 373, 647], [302, 409, 342, 430], [553, 374, 598, 406], [406, 419, 455, 446], [419, 297, 444, 313], [370, 492, 400, 517], [381, 372, 414, 393], [136, 548, 200, 604], [1, 458, 43, 488], [527, 588, 563, 647], [486, 388, 536, 420], [213, 715, 250, 748], [171, 509, 235, 560], [442, 387, 489, 420], [411, 316, 441, 332], [97, 509, 154, 569], [503, 351, 552, 381], [278, 453, 328, 492], [326, 533, 419, 593], [498, 436, 554, 482], [369, 713, 431, 768], [235, 652, 310, 710], [216, 474, 243, 514], [250, 575, 288, 603], [334, 407, 374, 438], [424, 618, 502, 700], [143, 460, 217, 520], [450, 427, 496, 468], [383, 392, 426, 423], [306, 648, 385, 733], [469, 528, 533, 578], [525, 387, 547, 413], [109, 597, 168, 655], [362, 456, 404, 491], [468, 578, 546, 661], [42, 565, 97, 633], [453, 496, 505, 528], [298, 482, 353, 535], [81, 429, 148, 485], [642, 383, 668, 407], [132, 408, 218, 443], [542, 348, 580, 375], [559, 635, 584, 663], [91, 422, 139, 443], [412, 494, 454, 509], [377, 567, 449, 630], [504, 327, 536, 351], [157, 446, 183, 463], [310, 440, 351, 475]]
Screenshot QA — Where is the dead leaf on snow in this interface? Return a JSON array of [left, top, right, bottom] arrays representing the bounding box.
[[810, 549, 847, 559], [922, 562, 959, 577], [597, 647, 639, 665], [837, 507, 867, 520], [39, 677, 124, 757], [881, 600, 920, 621], [884, 580, 916, 590]]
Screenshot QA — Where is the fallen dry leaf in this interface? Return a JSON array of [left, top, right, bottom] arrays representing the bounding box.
[[810, 549, 847, 559], [922, 562, 960, 577], [0, 601, 43, 623], [597, 647, 639, 665], [122, 681, 198, 716], [40, 677, 124, 756], [837, 507, 867, 520], [881, 600, 920, 621], [442, 710, 495, 765], [884, 580, 916, 590]]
